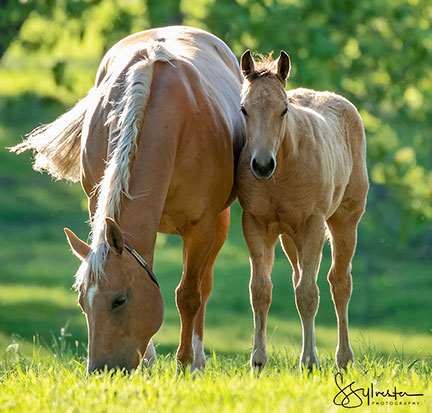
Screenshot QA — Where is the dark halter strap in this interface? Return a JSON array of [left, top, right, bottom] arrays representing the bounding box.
[[124, 244, 160, 288]]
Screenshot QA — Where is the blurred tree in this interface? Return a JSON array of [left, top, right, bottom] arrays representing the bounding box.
[[1, 0, 431, 250], [0, 0, 103, 60], [0, 0, 45, 59], [147, 0, 183, 27]]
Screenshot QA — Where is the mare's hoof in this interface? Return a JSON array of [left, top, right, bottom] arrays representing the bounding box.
[[191, 358, 206, 373], [176, 361, 187, 377]]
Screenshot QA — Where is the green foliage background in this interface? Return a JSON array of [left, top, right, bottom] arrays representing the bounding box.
[[0, 0, 431, 370], [2, 0, 431, 247]]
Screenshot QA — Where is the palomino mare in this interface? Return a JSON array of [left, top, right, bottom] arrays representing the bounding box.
[[12, 26, 244, 373], [237, 50, 368, 372]]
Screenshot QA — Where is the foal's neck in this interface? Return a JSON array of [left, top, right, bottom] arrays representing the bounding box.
[[281, 102, 299, 160]]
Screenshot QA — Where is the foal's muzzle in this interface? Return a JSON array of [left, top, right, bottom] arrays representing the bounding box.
[[250, 155, 276, 180]]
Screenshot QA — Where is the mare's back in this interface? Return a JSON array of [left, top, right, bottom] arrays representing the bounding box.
[[97, 26, 242, 115]]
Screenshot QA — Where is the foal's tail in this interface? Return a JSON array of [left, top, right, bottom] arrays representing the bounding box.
[[9, 89, 94, 182]]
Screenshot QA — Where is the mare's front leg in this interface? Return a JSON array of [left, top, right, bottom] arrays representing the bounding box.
[[293, 215, 325, 371], [175, 218, 217, 371], [242, 211, 278, 373], [191, 208, 230, 371], [143, 339, 157, 368]]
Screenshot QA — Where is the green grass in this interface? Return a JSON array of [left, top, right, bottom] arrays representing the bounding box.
[[1, 343, 431, 412], [1, 66, 431, 411]]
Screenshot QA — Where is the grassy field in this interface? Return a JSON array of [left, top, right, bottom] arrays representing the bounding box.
[[1, 347, 431, 412], [0, 71, 431, 411]]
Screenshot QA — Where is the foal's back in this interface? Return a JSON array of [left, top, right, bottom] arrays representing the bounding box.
[[288, 87, 366, 159], [286, 87, 367, 211]]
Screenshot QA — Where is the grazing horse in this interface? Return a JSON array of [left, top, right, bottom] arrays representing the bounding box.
[[237, 50, 369, 372], [11, 26, 244, 373]]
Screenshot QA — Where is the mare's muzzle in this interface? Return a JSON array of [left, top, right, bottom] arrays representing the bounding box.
[[87, 358, 131, 377]]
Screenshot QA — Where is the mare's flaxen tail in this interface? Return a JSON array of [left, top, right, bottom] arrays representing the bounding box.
[[9, 89, 94, 182]]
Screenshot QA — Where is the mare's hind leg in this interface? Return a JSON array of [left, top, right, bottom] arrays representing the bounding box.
[[292, 215, 326, 371], [176, 216, 219, 370], [243, 212, 278, 372], [191, 208, 230, 371], [326, 203, 366, 370]]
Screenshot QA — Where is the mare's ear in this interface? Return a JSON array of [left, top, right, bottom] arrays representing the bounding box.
[[241, 50, 255, 78], [64, 228, 90, 260], [276, 50, 291, 83], [105, 217, 124, 255]]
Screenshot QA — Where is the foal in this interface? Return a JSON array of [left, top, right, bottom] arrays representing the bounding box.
[[237, 50, 369, 371]]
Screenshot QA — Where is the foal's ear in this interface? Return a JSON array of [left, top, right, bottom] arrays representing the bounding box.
[[105, 217, 124, 255], [241, 50, 255, 78], [276, 50, 291, 83], [64, 228, 90, 260]]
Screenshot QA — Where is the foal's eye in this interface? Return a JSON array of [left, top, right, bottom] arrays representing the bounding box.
[[281, 108, 288, 116], [111, 295, 126, 310], [240, 106, 248, 116]]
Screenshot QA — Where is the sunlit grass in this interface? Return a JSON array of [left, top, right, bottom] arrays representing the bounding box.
[[0, 340, 431, 413]]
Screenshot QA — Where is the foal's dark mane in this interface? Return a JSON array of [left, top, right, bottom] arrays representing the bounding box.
[[246, 52, 279, 82], [245, 52, 299, 105], [246, 70, 276, 82]]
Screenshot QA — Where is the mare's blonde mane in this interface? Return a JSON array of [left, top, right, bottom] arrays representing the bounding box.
[[74, 42, 184, 289]]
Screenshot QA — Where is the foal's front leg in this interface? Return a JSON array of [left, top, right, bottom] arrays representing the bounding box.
[[242, 212, 278, 373], [293, 215, 325, 371]]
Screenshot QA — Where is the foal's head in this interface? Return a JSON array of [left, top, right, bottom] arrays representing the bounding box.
[[240, 50, 291, 179], [65, 218, 163, 374]]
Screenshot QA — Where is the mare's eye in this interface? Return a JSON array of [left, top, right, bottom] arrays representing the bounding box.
[[281, 108, 288, 116], [111, 295, 126, 310], [240, 106, 248, 116]]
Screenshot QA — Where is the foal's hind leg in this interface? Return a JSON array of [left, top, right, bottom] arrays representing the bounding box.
[[176, 217, 218, 371], [191, 208, 230, 371], [326, 206, 364, 370], [292, 215, 326, 371], [280, 234, 300, 288], [243, 212, 278, 372]]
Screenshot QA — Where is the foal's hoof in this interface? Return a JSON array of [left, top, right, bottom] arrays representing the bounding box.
[[336, 346, 354, 371], [250, 351, 268, 375], [300, 352, 319, 373]]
